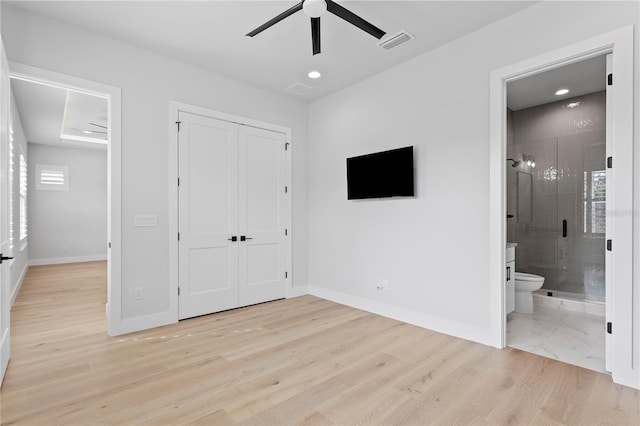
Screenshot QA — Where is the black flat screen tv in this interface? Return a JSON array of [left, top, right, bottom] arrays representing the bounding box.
[[347, 146, 414, 200]]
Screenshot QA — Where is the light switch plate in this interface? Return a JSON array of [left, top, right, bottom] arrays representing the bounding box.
[[134, 214, 157, 227]]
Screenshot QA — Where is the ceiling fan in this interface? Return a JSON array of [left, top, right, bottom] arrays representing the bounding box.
[[246, 0, 386, 55]]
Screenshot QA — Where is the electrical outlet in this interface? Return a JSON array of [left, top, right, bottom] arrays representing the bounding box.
[[376, 279, 389, 290], [135, 286, 144, 300]]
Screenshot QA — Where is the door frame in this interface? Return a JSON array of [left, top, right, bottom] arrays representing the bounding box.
[[489, 26, 636, 388], [168, 101, 293, 322], [8, 62, 123, 337]]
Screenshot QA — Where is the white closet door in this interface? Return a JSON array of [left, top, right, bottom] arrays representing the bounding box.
[[178, 112, 239, 320], [238, 125, 286, 306]]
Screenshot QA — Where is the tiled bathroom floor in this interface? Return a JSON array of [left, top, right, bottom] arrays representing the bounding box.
[[507, 303, 606, 373]]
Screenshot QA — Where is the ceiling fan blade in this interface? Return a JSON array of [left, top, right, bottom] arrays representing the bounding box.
[[246, 2, 304, 37], [89, 122, 108, 129], [326, 0, 385, 39], [311, 17, 321, 55]]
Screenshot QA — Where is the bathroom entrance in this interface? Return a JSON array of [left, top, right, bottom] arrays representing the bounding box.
[[504, 54, 610, 373]]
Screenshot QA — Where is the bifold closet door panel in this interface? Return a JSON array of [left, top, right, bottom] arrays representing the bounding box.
[[178, 112, 239, 320], [238, 125, 287, 306]]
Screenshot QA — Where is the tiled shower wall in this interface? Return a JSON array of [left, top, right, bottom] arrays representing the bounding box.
[[507, 91, 606, 301]]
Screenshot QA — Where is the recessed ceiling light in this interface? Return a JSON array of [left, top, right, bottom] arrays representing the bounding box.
[[555, 88, 570, 96], [83, 130, 93, 134], [308, 71, 321, 79]]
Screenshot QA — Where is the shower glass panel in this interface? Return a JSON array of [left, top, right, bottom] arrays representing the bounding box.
[[510, 131, 606, 302], [510, 137, 559, 290]]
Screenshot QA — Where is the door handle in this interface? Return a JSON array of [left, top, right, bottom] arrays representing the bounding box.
[[240, 236, 253, 241], [562, 220, 567, 238], [228, 236, 238, 242], [0, 253, 13, 264]]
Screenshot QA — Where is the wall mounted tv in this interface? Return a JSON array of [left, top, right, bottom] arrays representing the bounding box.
[[346, 146, 415, 200]]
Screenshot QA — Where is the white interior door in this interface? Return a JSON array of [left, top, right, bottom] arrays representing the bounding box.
[[178, 112, 239, 320], [605, 53, 612, 373], [0, 36, 12, 386], [238, 125, 287, 306]]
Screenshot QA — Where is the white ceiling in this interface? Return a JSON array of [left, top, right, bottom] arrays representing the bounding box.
[[8, 1, 538, 102], [507, 55, 607, 111], [11, 78, 108, 150]]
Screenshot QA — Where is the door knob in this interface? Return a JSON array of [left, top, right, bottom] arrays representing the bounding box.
[[228, 236, 238, 242], [0, 253, 13, 264], [240, 236, 253, 241]]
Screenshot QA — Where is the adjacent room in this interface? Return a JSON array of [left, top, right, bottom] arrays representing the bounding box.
[[0, 1, 638, 424]]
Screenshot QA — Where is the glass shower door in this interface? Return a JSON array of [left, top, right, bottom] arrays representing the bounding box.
[[557, 130, 606, 301]]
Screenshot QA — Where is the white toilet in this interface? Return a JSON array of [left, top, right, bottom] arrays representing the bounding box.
[[514, 272, 545, 314]]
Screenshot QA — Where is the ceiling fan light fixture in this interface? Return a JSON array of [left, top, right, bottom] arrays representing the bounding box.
[[303, 0, 327, 18]]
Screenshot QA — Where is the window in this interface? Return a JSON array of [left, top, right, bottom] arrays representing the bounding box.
[[35, 164, 68, 191], [19, 153, 27, 241], [583, 170, 606, 235]]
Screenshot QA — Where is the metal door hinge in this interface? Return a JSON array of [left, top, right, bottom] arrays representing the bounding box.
[[178, 287, 181, 296], [178, 177, 180, 186], [285, 186, 288, 193], [178, 232, 181, 241], [285, 271, 288, 279], [606, 239, 612, 251], [285, 142, 290, 151], [607, 322, 612, 334], [285, 228, 288, 236], [607, 157, 612, 168], [176, 121, 182, 132], [607, 73, 613, 86], [108, 242, 111, 248]]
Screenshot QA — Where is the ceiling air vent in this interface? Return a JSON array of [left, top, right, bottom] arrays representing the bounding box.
[[286, 82, 313, 95], [377, 30, 415, 51]]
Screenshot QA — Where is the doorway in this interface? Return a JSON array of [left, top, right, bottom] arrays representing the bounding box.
[[7, 63, 122, 337], [489, 26, 636, 388], [504, 55, 608, 373]]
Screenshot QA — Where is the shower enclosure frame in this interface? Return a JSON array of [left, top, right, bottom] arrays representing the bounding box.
[[489, 26, 636, 389]]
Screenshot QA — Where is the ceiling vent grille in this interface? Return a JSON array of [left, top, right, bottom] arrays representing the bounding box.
[[377, 30, 415, 51], [286, 82, 313, 95]]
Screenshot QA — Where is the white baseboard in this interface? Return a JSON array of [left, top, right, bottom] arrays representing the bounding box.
[[110, 311, 177, 337], [308, 286, 495, 347], [287, 285, 308, 298], [29, 254, 107, 266], [10, 260, 29, 306]]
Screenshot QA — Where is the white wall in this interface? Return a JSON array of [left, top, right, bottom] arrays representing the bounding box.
[[8, 92, 28, 304], [0, 5, 309, 322], [27, 144, 107, 264], [308, 1, 639, 348]]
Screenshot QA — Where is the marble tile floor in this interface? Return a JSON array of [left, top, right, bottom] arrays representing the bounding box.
[[507, 302, 606, 374]]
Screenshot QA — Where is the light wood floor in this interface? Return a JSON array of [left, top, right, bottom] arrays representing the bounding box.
[[1, 262, 638, 425]]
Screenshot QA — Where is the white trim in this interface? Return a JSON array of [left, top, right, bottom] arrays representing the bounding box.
[[168, 101, 293, 323], [309, 286, 495, 346], [8, 62, 123, 338], [9, 258, 28, 306], [29, 254, 107, 266], [489, 26, 636, 388]]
